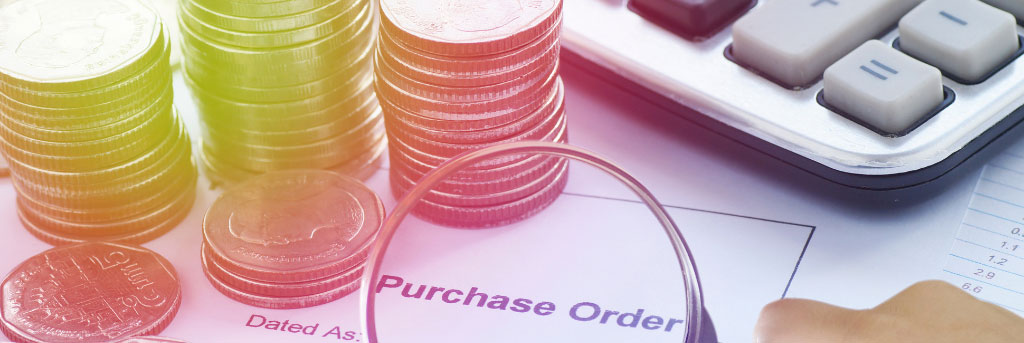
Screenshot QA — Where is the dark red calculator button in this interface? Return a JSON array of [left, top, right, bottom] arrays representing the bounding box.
[[629, 0, 756, 41]]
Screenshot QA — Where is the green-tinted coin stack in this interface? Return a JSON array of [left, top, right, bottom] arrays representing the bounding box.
[[179, 0, 383, 185], [0, 0, 197, 245]]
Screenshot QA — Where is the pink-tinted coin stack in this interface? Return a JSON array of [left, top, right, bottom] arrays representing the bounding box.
[[376, 0, 569, 228]]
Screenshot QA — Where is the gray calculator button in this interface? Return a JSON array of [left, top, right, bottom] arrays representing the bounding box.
[[731, 0, 922, 88], [899, 0, 1018, 82], [982, 0, 1024, 20], [824, 40, 944, 134]]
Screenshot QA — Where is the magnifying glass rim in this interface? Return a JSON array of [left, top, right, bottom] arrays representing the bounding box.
[[359, 141, 705, 343]]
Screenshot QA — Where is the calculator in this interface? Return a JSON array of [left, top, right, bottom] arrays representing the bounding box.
[[562, 0, 1024, 190]]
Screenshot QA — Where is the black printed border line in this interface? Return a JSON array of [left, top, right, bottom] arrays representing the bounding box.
[[561, 191, 816, 299], [376, 168, 818, 299]]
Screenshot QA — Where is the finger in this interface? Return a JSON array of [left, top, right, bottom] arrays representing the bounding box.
[[754, 298, 865, 343]]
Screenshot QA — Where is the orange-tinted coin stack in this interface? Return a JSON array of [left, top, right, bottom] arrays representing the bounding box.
[[201, 170, 384, 309], [377, 0, 569, 228]]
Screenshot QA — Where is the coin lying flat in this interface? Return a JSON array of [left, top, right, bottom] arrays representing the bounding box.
[[202, 254, 362, 310], [201, 244, 364, 298], [0, 242, 181, 343], [204, 170, 383, 282], [380, 0, 562, 56], [202, 170, 383, 309], [0, 0, 164, 92], [0, 0, 197, 245]]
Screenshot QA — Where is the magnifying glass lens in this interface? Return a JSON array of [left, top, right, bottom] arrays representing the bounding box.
[[363, 143, 708, 342]]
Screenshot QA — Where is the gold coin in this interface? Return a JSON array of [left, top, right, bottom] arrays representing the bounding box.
[[180, 0, 354, 33], [178, 0, 366, 48]]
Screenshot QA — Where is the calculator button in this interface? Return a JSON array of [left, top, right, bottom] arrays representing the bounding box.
[[731, 0, 922, 88], [898, 0, 1018, 83], [824, 40, 944, 134], [629, 0, 755, 39], [982, 0, 1024, 20]]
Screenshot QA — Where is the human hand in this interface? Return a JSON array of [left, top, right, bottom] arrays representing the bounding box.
[[754, 280, 1024, 343]]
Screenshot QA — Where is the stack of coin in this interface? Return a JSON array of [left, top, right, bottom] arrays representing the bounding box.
[[201, 170, 383, 309], [178, 0, 384, 185], [376, 0, 568, 228], [1, 242, 182, 343], [0, 0, 197, 245]]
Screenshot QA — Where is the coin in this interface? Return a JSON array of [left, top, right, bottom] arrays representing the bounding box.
[[0, 79, 173, 142], [374, 62, 558, 122], [10, 156, 191, 212], [0, 43, 170, 109], [392, 157, 569, 207], [185, 71, 374, 125], [202, 254, 362, 309], [0, 0, 165, 92], [0, 99, 173, 159], [403, 161, 569, 229], [15, 159, 194, 225], [0, 68, 172, 133], [385, 84, 565, 157], [383, 79, 561, 144], [201, 108, 382, 162], [0, 110, 176, 174], [2, 118, 186, 191], [203, 170, 384, 283], [374, 50, 556, 105], [202, 244, 364, 298], [183, 52, 371, 104], [376, 22, 561, 87], [17, 165, 196, 236], [16, 175, 196, 246], [179, 0, 366, 48], [202, 116, 384, 173], [199, 133, 386, 186], [380, 0, 562, 56], [200, 93, 378, 148], [193, 0, 337, 18], [388, 112, 566, 173], [181, 0, 349, 33], [178, 13, 370, 67], [389, 135, 567, 195], [0, 242, 181, 342]]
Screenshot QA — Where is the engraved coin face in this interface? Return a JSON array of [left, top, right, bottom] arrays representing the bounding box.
[[0, 242, 181, 343], [204, 170, 384, 278], [382, 0, 558, 46], [0, 0, 160, 84]]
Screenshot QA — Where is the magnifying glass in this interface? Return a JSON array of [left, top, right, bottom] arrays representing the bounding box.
[[358, 141, 717, 343]]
